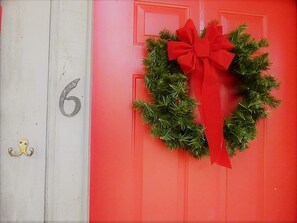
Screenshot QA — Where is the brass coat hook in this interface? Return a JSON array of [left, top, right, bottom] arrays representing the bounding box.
[[8, 139, 34, 157]]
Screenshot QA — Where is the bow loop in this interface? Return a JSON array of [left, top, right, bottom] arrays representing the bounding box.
[[210, 35, 234, 51], [167, 41, 192, 60], [204, 22, 222, 42], [176, 19, 198, 44], [177, 52, 197, 74], [209, 50, 235, 70]]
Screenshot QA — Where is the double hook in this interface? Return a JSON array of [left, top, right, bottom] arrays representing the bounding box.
[[8, 139, 34, 157]]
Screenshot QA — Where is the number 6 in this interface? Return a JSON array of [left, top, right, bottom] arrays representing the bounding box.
[[59, 78, 81, 117]]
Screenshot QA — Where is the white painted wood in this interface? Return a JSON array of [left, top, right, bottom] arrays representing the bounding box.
[[45, 0, 92, 221], [0, 0, 51, 222], [0, 0, 91, 221]]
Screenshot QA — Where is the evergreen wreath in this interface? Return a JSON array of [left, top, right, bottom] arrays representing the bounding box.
[[133, 21, 280, 162]]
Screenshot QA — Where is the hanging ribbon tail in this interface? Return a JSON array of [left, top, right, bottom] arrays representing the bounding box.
[[214, 140, 232, 168], [201, 59, 231, 168]]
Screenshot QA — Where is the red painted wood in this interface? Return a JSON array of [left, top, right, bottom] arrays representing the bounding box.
[[90, 0, 296, 222], [202, 1, 297, 221]]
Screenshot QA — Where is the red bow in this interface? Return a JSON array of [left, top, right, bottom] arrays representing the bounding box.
[[167, 19, 234, 168]]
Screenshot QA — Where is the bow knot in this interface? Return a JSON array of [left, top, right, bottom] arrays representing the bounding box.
[[168, 19, 235, 168], [194, 38, 210, 57]]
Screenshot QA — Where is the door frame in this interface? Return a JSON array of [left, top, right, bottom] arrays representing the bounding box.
[[45, 0, 93, 221]]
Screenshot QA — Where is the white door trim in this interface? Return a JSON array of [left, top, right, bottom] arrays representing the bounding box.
[[45, 0, 92, 221]]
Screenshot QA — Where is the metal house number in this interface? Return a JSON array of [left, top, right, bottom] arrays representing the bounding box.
[[59, 78, 81, 117]]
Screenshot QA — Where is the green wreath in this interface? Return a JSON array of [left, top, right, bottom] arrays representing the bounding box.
[[133, 22, 280, 161]]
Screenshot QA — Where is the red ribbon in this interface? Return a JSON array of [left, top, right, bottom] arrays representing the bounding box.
[[167, 19, 235, 168]]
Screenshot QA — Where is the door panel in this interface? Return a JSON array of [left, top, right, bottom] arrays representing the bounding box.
[[91, 0, 296, 222], [134, 1, 191, 44]]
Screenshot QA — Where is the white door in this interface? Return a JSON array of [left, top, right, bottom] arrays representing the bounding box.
[[0, 0, 91, 221]]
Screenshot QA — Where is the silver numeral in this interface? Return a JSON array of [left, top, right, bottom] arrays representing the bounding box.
[[59, 78, 81, 117]]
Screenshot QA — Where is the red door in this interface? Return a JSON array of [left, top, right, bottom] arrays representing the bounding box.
[[90, 0, 296, 222]]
